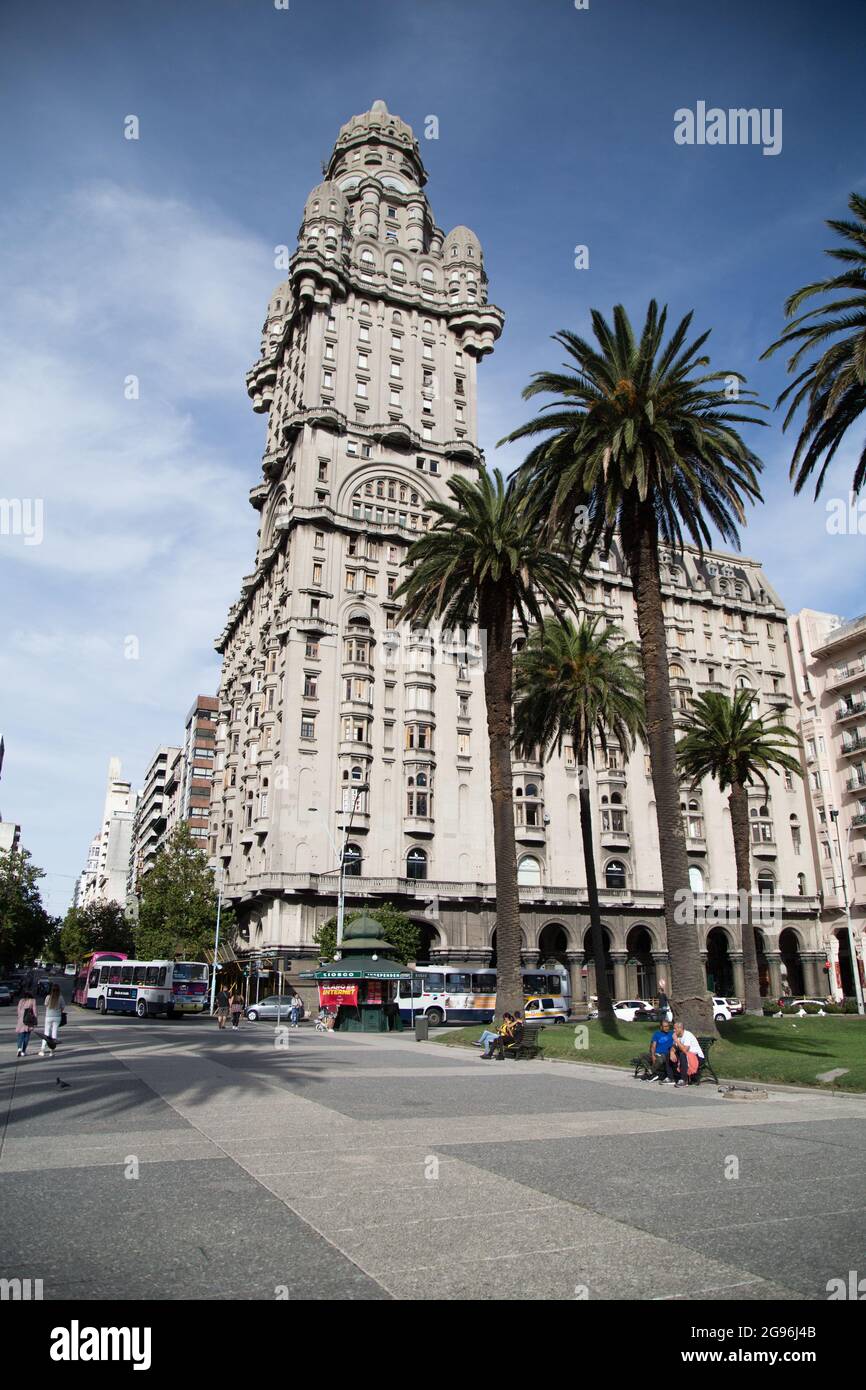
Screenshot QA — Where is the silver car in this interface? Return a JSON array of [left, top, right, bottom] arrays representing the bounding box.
[[245, 994, 302, 1022]]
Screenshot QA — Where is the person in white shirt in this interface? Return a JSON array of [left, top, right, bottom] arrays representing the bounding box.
[[671, 1022, 704, 1086]]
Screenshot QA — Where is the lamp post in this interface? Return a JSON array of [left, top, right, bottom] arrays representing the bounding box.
[[308, 782, 369, 955], [829, 808, 865, 1014], [209, 867, 224, 1014]]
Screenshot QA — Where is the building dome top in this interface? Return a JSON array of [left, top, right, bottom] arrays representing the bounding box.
[[443, 225, 483, 261], [304, 180, 348, 219], [327, 100, 427, 186]]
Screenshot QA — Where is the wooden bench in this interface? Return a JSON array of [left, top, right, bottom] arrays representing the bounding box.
[[631, 1036, 720, 1085], [501, 1021, 545, 1060]]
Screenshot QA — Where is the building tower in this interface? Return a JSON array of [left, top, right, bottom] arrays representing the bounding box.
[[212, 100, 503, 963]]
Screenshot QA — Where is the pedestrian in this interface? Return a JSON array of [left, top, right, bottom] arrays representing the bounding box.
[[646, 1018, 676, 1082], [39, 984, 64, 1057], [214, 986, 230, 1029], [671, 1021, 705, 1087], [289, 991, 303, 1028], [16, 989, 38, 1057], [480, 1013, 513, 1059], [229, 988, 244, 1030]]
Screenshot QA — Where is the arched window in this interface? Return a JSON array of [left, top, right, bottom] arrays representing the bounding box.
[[343, 843, 362, 877], [390, 258, 404, 275], [605, 860, 626, 890], [351, 765, 363, 781], [797, 872, 807, 896], [525, 783, 539, 799], [669, 663, 686, 680], [517, 855, 542, 887], [735, 674, 753, 690], [757, 870, 775, 896], [421, 267, 434, 284], [422, 319, 433, 333], [688, 864, 704, 894], [406, 847, 427, 880], [360, 248, 374, 264], [392, 310, 402, 323]]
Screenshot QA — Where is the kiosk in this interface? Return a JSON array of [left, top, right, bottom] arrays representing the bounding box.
[[299, 914, 410, 1033]]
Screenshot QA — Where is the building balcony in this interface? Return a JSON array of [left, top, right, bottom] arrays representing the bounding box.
[[685, 834, 707, 854], [751, 839, 777, 858], [515, 822, 547, 845], [835, 700, 866, 724], [596, 767, 627, 785], [846, 776, 866, 795], [600, 828, 630, 851], [402, 816, 434, 839], [827, 659, 866, 691], [341, 659, 375, 677], [339, 739, 373, 758], [341, 696, 374, 715], [851, 812, 866, 830], [840, 734, 866, 756]]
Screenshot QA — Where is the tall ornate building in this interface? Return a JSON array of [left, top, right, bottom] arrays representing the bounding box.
[[210, 100, 825, 1005]]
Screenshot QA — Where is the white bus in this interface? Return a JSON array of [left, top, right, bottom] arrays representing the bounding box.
[[91, 959, 209, 1018], [395, 963, 571, 1026]]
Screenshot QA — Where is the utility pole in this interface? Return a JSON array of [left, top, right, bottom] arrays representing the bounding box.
[[209, 867, 223, 1014], [336, 783, 368, 953]]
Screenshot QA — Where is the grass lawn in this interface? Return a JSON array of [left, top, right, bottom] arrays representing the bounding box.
[[435, 1016, 866, 1092]]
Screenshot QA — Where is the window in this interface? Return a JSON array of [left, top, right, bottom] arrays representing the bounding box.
[[605, 860, 626, 890], [457, 732, 470, 756], [343, 843, 362, 877], [312, 562, 322, 584], [359, 324, 370, 343], [314, 531, 324, 549], [357, 353, 368, 370], [517, 855, 542, 887], [356, 379, 367, 397], [407, 847, 427, 880], [301, 715, 316, 739], [688, 864, 704, 895]]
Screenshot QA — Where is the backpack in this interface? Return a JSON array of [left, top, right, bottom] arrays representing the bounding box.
[[23, 1006, 37, 1028]]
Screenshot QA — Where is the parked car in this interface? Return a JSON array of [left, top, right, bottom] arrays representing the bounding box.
[[711, 996, 733, 1021], [64, 963, 77, 976], [724, 997, 744, 1015], [613, 999, 654, 1022], [245, 995, 302, 1022], [632, 1005, 662, 1023], [0, 985, 13, 1006], [524, 995, 569, 1024]]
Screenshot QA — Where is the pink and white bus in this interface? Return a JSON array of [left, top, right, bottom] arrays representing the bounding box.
[[72, 951, 128, 1008], [90, 958, 209, 1018]]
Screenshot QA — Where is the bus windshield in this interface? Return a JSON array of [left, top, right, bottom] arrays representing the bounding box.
[[173, 963, 208, 982]]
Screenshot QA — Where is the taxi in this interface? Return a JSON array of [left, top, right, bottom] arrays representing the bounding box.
[[524, 995, 569, 1024]]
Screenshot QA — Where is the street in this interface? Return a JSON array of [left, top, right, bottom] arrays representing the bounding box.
[[3, 1002, 866, 1301]]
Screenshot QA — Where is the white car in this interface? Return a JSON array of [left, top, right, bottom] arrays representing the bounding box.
[[712, 996, 733, 1021], [613, 999, 653, 1022]]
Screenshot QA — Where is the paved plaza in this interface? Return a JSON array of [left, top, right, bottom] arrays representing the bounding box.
[[2, 1008, 865, 1301]]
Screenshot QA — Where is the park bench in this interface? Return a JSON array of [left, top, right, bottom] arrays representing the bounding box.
[[502, 1021, 545, 1060], [631, 1035, 720, 1085]]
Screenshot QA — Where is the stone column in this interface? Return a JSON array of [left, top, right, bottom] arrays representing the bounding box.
[[611, 952, 628, 1001], [730, 952, 745, 1003], [765, 952, 783, 1001], [566, 951, 585, 1011], [801, 954, 823, 998], [522, 950, 541, 970]]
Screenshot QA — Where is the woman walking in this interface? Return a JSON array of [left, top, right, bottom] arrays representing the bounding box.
[[39, 984, 64, 1057], [229, 988, 244, 1031], [16, 989, 38, 1057], [214, 986, 230, 1029]]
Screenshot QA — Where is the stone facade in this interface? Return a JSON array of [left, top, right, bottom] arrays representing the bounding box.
[[209, 100, 825, 1004]]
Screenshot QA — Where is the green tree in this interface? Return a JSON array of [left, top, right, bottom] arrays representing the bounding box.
[[762, 191, 866, 496], [60, 900, 135, 964], [314, 904, 420, 965], [396, 468, 577, 1019], [502, 302, 766, 1032], [514, 616, 645, 1022], [677, 690, 803, 1015], [0, 848, 52, 969], [136, 823, 229, 961]]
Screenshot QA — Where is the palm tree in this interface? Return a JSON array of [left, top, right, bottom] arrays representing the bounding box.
[[501, 301, 766, 1032], [513, 616, 644, 1022], [676, 690, 803, 1015], [395, 468, 577, 1019], [762, 191, 866, 497]]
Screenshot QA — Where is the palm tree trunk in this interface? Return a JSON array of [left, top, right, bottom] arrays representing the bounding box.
[[479, 583, 523, 1020], [578, 757, 614, 1022], [729, 780, 763, 1015], [625, 507, 715, 1036]]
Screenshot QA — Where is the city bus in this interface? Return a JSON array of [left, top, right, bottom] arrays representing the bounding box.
[[72, 951, 128, 1008], [395, 963, 571, 1026], [89, 958, 210, 1018]]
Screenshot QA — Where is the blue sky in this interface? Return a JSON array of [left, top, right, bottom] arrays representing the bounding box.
[[1, 0, 864, 913]]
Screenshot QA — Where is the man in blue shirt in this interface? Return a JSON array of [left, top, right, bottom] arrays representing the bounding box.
[[649, 1019, 676, 1082]]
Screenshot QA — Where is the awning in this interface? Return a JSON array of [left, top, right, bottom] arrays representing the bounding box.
[[299, 954, 411, 981]]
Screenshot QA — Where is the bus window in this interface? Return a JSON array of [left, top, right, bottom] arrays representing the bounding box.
[[146, 966, 159, 986], [109, 965, 123, 984], [121, 966, 134, 984], [425, 973, 445, 993], [523, 973, 545, 994], [406, 975, 422, 997], [100, 966, 111, 984], [472, 973, 496, 993], [158, 967, 167, 986], [133, 966, 146, 984], [547, 975, 562, 995], [173, 963, 208, 982], [446, 972, 471, 992], [88, 970, 100, 988]]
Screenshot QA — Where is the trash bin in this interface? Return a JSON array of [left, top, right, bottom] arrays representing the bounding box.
[[414, 1015, 429, 1041]]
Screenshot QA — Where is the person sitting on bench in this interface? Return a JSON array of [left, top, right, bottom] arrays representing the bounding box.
[[480, 1013, 513, 1058], [647, 1019, 676, 1081], [491, 1010, 524, 1059], [671, 1022, 704, 1086]]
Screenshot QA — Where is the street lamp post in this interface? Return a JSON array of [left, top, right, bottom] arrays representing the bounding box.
[[336, 783, 368, 953], [829, 808, 865, 1015], [209, 867, 224, 1014]]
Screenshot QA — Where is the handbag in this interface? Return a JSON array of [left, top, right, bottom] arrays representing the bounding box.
[[23, 1007, 37, 1028], [60, 1010, 68, 1028]]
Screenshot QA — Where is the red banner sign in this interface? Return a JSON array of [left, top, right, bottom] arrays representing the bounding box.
[[319, 984, 358, 1009]]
